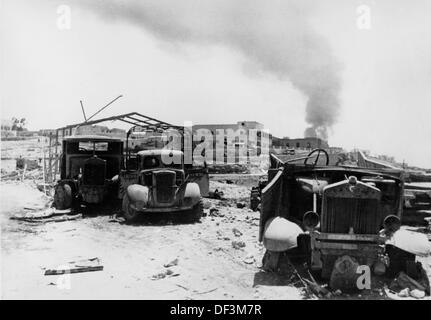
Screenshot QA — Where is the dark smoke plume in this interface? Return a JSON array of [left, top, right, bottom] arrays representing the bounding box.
[[81, 0, 342, 140]]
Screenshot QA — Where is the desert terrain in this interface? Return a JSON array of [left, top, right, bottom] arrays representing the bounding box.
[[1, 138, 430, 300]]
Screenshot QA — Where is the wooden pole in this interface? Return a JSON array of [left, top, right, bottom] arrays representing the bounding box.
[[54, 130, 59, 182], [41, 140, 47, 195], [48, 133, 52, 183], [80, 100, 87, 121]]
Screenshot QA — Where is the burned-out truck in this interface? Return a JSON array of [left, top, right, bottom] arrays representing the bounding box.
[[52, 112, 209, 222], [260, 150, 405, 278], [120, 149, 203, 222], [54, 135, 124, 209]]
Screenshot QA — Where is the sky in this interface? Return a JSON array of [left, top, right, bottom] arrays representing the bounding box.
[[1, 0, 430, 168]]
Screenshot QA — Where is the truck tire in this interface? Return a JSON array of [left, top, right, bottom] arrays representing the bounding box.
[[186, 198, 203, 223], [122, 194, 139, 223], [54, 183, 72, 210]]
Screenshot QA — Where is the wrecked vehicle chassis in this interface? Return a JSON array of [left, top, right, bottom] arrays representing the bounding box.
[[260, 154, 404, 279], [120, 149, 203, 223], [54, 135, 124, 209]]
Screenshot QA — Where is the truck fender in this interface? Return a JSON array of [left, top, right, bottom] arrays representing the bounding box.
[[126, 184, 149, 211], [183, 182, 201, 207], [263, 216, 303, 252]]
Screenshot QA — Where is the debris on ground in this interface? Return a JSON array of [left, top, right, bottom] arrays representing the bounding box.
[[13, 213, 82, 224], [209, 207, 224, 217], [108, 215, 125, 223], [231, 240, 246, 249], [16, 158, 40, 171], [151, 268, 180, 280], [207, 189, 225, 200], [243, 254, 255, 264], [164, 258, 179, 268], [10, 207, 70, 221], [232, 227, 243, 237], [389, 271, 428, 293], [44, 257, 103, 275]]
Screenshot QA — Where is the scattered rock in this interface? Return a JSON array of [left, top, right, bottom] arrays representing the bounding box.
[[243, 254, 255, 264], [209, 207, 220, 217], [208, 189, 224, 200], [236, 202, 246, 209], [232, 240, 246, 249], [232, 228, 243, 237], [151, 270, 168, 280], [151, 267, 180, 280], [164, 258, 179, 268]]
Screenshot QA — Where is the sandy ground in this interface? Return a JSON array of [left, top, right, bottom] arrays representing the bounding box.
[[0, 180, 304, 300], [0, 137, 302, 300], [1, 138, 430, 300]]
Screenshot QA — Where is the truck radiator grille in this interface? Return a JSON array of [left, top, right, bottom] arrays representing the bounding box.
[[83, 157, 106, 186], [154, 171, 176, 203], [322, 198, 380, 234]]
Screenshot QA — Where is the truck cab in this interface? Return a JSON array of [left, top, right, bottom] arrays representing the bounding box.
[[121, 149, 203, 223], [54, 135, 124, 209]]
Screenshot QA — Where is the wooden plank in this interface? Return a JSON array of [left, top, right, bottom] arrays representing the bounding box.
[[45, 266, 103, 275]]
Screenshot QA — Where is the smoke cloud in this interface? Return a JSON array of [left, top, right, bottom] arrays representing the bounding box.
[[81, 0, 342, 141]]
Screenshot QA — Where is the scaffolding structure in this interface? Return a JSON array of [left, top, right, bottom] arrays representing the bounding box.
[[44, 112, 184, 184]]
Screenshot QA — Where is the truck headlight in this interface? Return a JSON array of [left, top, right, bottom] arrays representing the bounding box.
[[303, 211, 320, 231]]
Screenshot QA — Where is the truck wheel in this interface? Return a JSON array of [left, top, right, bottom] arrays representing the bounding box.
[[187, 198, 203, 222], [54, 184, 72, 210], [122, 194, 139, 223]]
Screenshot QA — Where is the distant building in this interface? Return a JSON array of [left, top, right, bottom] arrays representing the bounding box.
[[272, 137, 329, 150], [38, 129, 56, 136]]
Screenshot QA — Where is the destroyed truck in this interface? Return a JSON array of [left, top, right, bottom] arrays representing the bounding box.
[[54, 135, 124, 209], [52, 112, 209, 215], [260, 149, 405, 279], [120, 149, 203, 223]]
